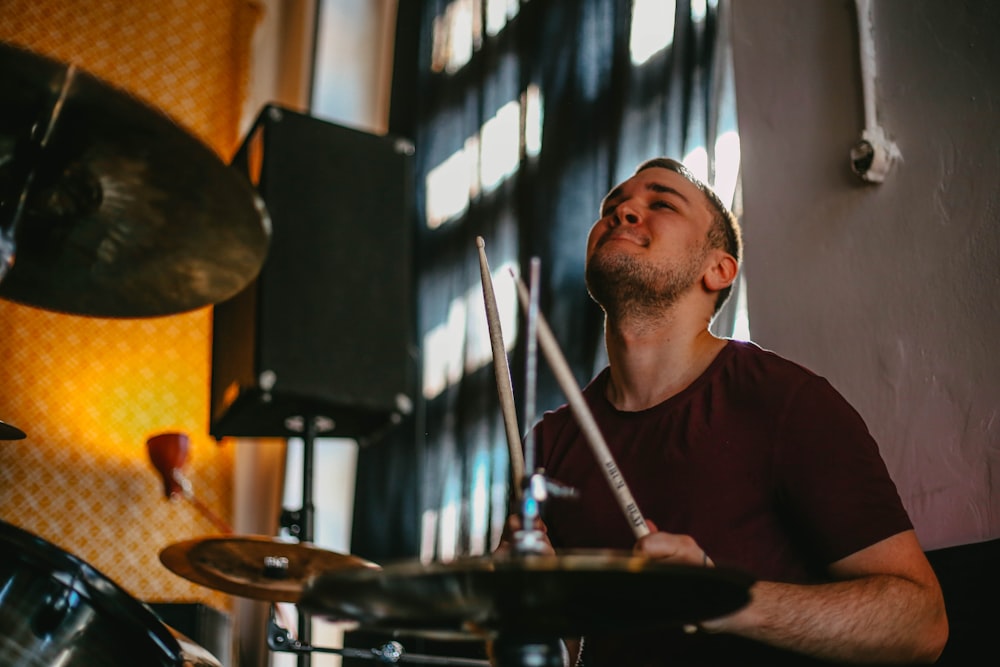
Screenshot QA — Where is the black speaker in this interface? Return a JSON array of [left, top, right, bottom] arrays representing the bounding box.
[[210, 105, 415, 440]]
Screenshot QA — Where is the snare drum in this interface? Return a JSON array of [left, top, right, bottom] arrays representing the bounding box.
[[0, 519, 199, 666]]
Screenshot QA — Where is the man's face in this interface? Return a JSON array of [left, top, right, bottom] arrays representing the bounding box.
[[585, 167, 715, 315]]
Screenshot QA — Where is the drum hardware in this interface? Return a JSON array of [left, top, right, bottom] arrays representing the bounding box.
[[0, 518, 221, 667], [0, 417, 26, 439], [158, 534, 379, 604], [513, 258, 547, 555], [266, 612, 490, 666], [280, 412, 335, 667], [513, 471, 578, 555], [299, 552, 753, 640], [0, 41, 270, 318], [165, 624, 225, 667], [298, 552, 753, 667], [478, 247, 576, 556], [489, 635, 563, 667]]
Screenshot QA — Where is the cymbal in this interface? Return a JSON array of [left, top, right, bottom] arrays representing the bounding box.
[[0, 41, 270, 318], [299, 551, 754, 638], [0, 419, 25, 440], [159, 535, 379, 603]]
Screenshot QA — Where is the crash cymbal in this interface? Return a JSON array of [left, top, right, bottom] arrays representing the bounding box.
[[159, 535, 379, 603], [299, 551, 754, 638], [0, 419, 25, 440], [0, 41, 270, 318]]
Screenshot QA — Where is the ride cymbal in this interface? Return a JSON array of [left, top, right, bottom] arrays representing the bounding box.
[[299, 551, 754, 638], [0, 41, 270, 318], [159, 535, 379, 603]]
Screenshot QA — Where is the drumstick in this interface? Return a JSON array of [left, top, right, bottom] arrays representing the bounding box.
[[511, 270, 650, 539], [476, 237, 526, 499]]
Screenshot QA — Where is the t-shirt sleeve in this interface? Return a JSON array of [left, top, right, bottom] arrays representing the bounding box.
[[773, 376, 913, 564]]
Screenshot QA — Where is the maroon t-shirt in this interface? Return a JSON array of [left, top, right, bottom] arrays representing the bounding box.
[[535, 340, 912, 665]]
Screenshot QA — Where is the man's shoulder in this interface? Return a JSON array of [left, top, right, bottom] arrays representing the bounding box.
[[723, 339, 823, 385], [709, 339, 848, 417]]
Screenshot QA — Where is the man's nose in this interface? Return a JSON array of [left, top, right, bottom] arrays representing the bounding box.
[[615, 202, 639, 225]]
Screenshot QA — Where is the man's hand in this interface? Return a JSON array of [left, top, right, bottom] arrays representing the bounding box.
[[494, 514, 555, 556], [632, 519, 713, 567]]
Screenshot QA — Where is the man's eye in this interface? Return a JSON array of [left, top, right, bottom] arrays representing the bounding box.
[[651, 201, 673, 210]]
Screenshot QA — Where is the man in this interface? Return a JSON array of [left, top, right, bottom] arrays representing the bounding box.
[[502, 158, 947, 665]]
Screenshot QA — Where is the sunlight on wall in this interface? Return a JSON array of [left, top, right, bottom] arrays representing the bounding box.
[[630, 0, 676, 65], [691, 0, 710, 24], [485, 0, 520, 37], [630, 0, 717, 65], [732, 276, 752, 341], [426, 142, 476, 229], [420, 508, 438, 564], [422, 261, 519, 400], [714, 130, 741, 210], [438, 475, 461, 562], [682, 129, 749, 341], [432, 0, 475, 73], [425, 86, 544, 230], [524, 83, 543, 157], [468, 449, 491, 556], [432, 0, 521, 71], [422, 297, 468, 399], [683, 145, 710, 183], [481, 100, 521, 192]]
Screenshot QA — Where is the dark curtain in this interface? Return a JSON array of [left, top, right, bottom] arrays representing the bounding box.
[[351, 0, 740, 566]]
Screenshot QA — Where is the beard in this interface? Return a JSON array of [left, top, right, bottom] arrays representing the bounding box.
[[585, 245, 706, 321]]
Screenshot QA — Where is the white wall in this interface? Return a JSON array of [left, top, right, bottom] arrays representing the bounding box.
[[731, 0, 1000, 551]]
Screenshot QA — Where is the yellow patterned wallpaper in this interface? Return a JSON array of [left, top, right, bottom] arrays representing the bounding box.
[[0, 0, 261, 613]]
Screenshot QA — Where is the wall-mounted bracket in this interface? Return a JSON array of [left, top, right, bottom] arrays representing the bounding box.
[[851, 0, 901, 183]]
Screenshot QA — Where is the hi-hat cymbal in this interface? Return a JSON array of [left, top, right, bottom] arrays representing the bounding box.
[[0, 41, 270, 318], [0, 419, 25, 440], [299, 551, 754, 638], [159, 535, 379, 603]]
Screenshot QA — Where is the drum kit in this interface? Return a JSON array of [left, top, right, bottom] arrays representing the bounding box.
[[0, 40, 756, 667]]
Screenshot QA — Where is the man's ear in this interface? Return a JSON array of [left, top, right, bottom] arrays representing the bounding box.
[[703, 251, 738, 293]]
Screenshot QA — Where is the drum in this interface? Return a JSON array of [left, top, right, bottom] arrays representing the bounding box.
[[167, 625, 224, 667], [0, 519, 194, 666]]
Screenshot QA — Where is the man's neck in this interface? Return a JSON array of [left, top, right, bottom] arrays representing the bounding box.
[[603, 309, 727, 412]]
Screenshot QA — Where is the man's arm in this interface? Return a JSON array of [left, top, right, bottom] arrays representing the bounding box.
[[699, 530, 948, 664]]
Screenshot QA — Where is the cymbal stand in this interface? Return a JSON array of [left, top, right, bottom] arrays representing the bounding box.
[[503, 260, 576, 667], [512, 259, 546, 555], [266, 612, 491, 666], [511, 260, 576, 556], [279, 413, 331, 667], [1, 60, 83, 286]]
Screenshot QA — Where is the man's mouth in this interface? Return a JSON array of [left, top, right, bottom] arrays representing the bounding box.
[[598, 230, 649, 248]]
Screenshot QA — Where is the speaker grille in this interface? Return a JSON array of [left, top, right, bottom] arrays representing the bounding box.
[[209, 106, 414, 439]]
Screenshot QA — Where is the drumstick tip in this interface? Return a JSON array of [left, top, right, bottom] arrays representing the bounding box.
[[476, 236, 485, 249]]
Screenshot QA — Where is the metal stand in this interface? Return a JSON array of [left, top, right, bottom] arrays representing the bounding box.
[[267, 613, 490, 666], [278, 414, 328, 667], [491, 634, 564, 667]]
